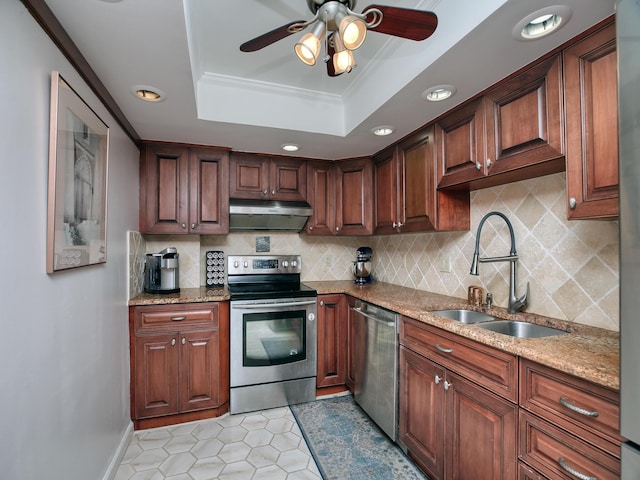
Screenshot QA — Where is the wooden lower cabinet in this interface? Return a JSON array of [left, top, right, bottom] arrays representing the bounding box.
[[399, 346, 517, 480], [316, 294, 347, 388], [130, 302, 229, 429]]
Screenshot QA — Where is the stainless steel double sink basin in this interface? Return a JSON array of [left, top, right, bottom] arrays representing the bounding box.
[[431, 309, 566, 339]]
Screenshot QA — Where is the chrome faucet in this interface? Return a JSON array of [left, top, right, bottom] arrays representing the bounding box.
[[470, 211, 529, 314]]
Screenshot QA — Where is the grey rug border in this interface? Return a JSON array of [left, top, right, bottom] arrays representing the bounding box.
[[290, 395, 428, 480]]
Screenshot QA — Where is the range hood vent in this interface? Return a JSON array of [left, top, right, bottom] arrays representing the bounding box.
[[229, 198, 312, 232]]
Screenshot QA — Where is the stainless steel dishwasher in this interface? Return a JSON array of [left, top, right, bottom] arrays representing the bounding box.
[[351, 299, 399, 441]]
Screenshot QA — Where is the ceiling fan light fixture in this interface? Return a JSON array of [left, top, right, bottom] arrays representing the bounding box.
[[332, 33, 356, 74], [295, 21, 326, 66], [513, 5, 572, 41], [339, 15, 367, 50]]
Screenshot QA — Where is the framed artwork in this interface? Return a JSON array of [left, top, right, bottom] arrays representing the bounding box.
[[47, 71, 109, 273]]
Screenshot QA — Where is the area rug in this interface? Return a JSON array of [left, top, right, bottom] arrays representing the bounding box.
[[290, 395, 427, 480]]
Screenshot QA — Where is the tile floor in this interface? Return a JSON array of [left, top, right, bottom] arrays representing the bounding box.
[[115, 407, 322, 480]]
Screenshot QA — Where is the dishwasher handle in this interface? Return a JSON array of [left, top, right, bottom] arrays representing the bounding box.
[[350, 306, 396, 327]]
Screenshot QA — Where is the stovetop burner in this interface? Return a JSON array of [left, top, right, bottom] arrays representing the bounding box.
[[227, 255, 317, 301]]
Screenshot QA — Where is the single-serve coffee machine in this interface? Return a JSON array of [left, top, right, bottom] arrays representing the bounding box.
[[144, 247, 180, 294], [353, 246, 373, 284]]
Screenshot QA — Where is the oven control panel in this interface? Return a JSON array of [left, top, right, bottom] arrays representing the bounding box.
[[227, 255, 302, 275]]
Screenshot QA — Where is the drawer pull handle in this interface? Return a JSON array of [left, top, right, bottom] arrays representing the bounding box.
[[558, 457, 597, 480], [435, 344, 453, 354], [171, 316, 187, 321], [559, 397, 599, 417]]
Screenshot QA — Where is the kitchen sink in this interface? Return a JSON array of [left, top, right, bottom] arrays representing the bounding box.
[[475, 320, 566, 338], [431, 309, 497, 324]]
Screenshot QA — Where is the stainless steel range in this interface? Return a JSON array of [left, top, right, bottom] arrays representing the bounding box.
[[228, 255, 317, 414]]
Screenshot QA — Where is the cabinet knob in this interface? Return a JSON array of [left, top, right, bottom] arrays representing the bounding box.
[[271, 190, 276, 195], [181, 337, 186, 345], [309, 226, 314, 231], [444, 380, 452, 391], [434, 375, 442, 385], [191, 223, 196, 229], [569, 197, 577, 209], [476, 161, 482, 170], [486, 158, 492, 168], [181, 223, 187, 229], [320, 301, 324, 306], [171, 338, 176, 346], [263, 190, 268, 196], [335, 227, 340, 231]]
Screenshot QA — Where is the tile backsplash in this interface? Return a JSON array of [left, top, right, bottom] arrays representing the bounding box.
[[129, 172, 619, 331]]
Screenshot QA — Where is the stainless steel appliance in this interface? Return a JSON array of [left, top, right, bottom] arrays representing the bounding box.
[[352, 246, 373, 284], [229, 199, 313, 231], [228, 255, 318, 414], [618, 1, 640, 476], [143, 247, 180, 294], [351, 299, 399, 440]]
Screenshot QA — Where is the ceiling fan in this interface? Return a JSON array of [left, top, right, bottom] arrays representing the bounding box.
[[239, 0, 438, 76]]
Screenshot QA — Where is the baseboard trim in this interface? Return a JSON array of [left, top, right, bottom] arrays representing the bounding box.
[[102, 421, 134, 480]]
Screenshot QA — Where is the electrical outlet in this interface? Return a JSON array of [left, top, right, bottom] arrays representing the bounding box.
[[439, 255, 452, 273]]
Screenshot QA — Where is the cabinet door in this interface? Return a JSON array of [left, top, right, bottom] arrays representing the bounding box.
[[399, 346, 446, 480], [140, 144, 189, 234], [270, 157, 307, 201], [179, 329, 221, 412], [134, 332, 179, 419], [436, 99, 486, 188], [306, 161, 335, 235], [374, 147, 401, 234], [316, 294, 347, 388], [446, 370, 517, 480], [189, 148, 229, 234], [399, 130, 436, 232], [564, 22, 618, 219], [229, 153, 270, 199], [483, 54, 565, 188], [346, 296, 357, 391], [335, 158, 373, 235]]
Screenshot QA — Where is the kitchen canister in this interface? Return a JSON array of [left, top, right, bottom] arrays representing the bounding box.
[[205, 251, 225, 287]]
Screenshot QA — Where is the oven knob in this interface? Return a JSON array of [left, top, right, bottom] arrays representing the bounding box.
[[233, 260, 239, 268], [243, 261, 249, 268], [291, 260, 298, 268], [282, 260, 289, 268], [308, 313, 315, 322]]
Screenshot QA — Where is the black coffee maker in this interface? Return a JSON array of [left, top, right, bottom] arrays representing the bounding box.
[[144, 247, 180, 294], [352, 247, 373, 284]]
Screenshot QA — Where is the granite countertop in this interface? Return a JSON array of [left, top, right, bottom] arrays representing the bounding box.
[[306, 281, 619, 391], [128, 280, 619, 391]]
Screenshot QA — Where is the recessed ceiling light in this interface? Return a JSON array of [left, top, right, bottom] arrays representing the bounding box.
[[422, 85, 456, 102], [131, 85, 166, 102], [513, 6, 572, 41], [281, 144, 300, 152], [372, 126, 394, 136]]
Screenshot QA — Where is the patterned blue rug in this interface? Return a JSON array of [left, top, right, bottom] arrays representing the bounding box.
[[290, 395, 427, 480]]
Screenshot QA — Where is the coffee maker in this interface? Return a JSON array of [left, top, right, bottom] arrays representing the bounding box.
[[353, 247, 373, 284], [144, 247, 180, 294]]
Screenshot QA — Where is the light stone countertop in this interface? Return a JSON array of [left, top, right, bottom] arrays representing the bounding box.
[[128, 280, 619, 391]]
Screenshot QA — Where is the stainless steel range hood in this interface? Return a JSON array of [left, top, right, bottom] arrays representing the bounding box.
[[229, 198, 312, 231]]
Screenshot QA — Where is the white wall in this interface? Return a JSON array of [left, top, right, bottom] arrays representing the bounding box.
[[0, 2, 139, 479]]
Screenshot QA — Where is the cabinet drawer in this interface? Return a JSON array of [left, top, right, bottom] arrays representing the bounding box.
[[132, 303, 218, 332], [400, 316, 518, 402], [520, 359, 622, 451], [519, 410, 620, 480]]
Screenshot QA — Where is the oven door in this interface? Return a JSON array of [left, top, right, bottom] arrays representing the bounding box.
[[230, 297, 317, 387]]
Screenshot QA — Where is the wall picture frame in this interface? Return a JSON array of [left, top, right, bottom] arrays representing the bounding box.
[[47, 71, 109, 273]]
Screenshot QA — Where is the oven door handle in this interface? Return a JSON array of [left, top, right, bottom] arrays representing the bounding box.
[[231, 300, 317, 309]]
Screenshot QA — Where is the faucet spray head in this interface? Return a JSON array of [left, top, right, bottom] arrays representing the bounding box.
[[470, 252, 479, 275]]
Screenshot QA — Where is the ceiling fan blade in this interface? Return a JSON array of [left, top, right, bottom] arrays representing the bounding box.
[[326, 33, 342, 77], [240, 21, 305, 52], [363, 5, 438, 41]]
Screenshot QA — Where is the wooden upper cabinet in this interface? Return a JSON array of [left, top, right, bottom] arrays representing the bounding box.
[[139, 143, 229, 234], [564, 21, 618, 219], [306, 158, 373, 236], [229, 153, 307, 201], [437, 54, 565, 190], [376, 127, 469, 234], [335, 158, 373, 235]]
